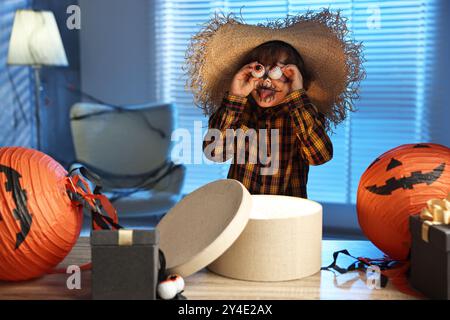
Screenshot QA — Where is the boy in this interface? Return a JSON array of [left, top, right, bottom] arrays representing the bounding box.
[[185, 10, 365, 198], [203, 41, 332, 198]]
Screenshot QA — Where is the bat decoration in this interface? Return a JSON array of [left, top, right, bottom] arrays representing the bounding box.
[[366, 163, 445, 196], [0, 165, 32, 249]]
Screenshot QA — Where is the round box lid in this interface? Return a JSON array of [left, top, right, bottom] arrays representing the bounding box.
[[157, 179, 252, 277]]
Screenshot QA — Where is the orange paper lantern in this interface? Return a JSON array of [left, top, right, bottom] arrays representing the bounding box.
[[357, 143, 450, 261], [0, 147, 83, 281]]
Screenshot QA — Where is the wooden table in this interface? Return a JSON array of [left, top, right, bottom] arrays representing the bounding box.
[[0, 238, 417, 300]]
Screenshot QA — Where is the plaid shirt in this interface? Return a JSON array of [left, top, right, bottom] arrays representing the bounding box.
[[203, 89, 333, 198]]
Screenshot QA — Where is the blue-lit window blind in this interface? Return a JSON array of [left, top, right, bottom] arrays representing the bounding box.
[[0, 0, 33, 147], [155, 0, 438, 204]]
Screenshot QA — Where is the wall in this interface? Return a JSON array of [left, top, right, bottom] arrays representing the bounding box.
[[79, 0, 156, 105], [33, 0, 81, 167], [322, 0, 450, 238], [0, 0, 33, 148], [429, 0, 450, 147]]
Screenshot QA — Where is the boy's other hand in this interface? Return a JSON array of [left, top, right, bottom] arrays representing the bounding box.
[[282, 64, 304, 93], [229, 61, 261, 98]]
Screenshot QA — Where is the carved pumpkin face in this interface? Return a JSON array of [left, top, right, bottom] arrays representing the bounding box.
[[357, 143, 450, 261]]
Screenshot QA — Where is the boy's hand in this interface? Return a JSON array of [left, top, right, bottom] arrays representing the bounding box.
[[229, 61, 261, 98], [282, 64, 304, 93]]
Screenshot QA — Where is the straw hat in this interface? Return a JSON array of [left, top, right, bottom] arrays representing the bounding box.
[[185, 8, 366, 129]]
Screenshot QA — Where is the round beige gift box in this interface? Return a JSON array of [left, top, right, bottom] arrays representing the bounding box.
[[157, 179, 322, 282], [208, 194, 322, 281]]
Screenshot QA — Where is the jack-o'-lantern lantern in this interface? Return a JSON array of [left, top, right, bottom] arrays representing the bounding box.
[[357, 143, 450, 261], [0, 147, 119, 281]]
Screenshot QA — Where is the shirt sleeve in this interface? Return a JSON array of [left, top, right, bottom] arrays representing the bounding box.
[[203, 93, 250, 163], [285, 89, 333, 165]]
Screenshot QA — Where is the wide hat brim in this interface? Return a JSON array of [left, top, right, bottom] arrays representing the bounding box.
[[185, 8, 366, 129]]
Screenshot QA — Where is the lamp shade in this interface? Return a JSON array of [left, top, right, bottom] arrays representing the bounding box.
[[7, 10, 68, 66]]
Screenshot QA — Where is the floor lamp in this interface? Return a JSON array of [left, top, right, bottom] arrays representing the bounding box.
[[7, 9, 68, 150]]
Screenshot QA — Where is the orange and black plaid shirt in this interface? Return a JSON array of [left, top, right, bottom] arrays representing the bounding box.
[[203, 89, 333, 198]]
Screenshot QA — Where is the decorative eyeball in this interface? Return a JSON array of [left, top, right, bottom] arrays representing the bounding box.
[[157, 280, 178, 300], [251, 64, 265, 78], [167, 274, 185, 293], [268, 66, 283, 80]]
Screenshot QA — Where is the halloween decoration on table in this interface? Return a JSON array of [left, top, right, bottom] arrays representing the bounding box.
[[0, 147, 120, 281], [409, 194, 450, 299], [154, 248, 186, 300], [323, 144, 450, 296], [167, 274, 185, 293], [357, 143, 450, 261], [185, 8, 366, 130], [157, 279, 178, 300], [157, 179, 323, 282], [157, 274, 186, 300], [339, 143, 450, 296]]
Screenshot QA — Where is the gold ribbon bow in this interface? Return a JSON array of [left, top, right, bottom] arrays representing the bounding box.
[[419, 193, 450, 243]]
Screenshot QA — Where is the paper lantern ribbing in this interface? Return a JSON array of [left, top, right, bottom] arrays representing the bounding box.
[[0, 147, 83, 281], [357, 143, 450, 261]]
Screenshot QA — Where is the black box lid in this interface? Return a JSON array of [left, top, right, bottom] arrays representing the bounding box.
[[91, 229, 159, 246], [410, 215, 450, 252]]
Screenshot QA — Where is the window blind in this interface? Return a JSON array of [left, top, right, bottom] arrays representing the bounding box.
[[155, 0, 438, 204], [0, 0, 33, 147]]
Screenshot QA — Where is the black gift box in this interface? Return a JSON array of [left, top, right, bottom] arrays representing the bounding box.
[[410, 215, 450, 300], [91, 229, 159, 300]]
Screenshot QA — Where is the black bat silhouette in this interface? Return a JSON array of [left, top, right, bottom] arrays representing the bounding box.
[[0, 165, 33, 249], [366, 163, 446, 196]]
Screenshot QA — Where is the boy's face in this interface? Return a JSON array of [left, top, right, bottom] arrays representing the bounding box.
[[250, 55, 290, 108]]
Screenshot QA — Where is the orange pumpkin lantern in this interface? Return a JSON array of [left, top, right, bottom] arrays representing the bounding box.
[[0, 147, 119, 281], [357, 143, 450, 261]]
